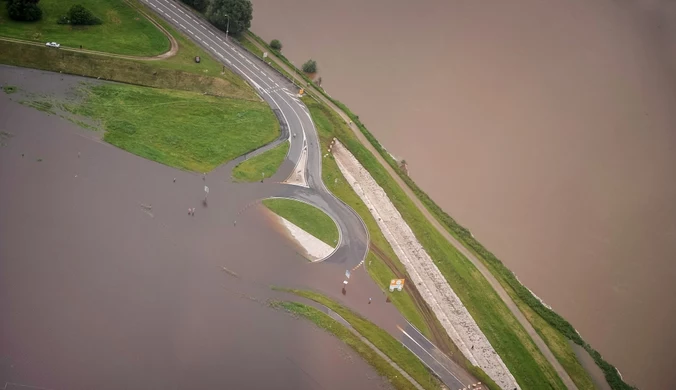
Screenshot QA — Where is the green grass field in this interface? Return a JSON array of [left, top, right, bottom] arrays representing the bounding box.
[[0, 19, 257, 100], [302, 96, 566, 389], [232, 141, 289, 182], [271, 301, 420, 390], [262, 198, 338, 247], [280, 290, 441, 390], [0, 0, 169, 56], [64, 83, 278, 172]]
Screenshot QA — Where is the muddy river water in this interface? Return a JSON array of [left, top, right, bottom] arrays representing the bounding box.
[[249, 0, 676, 386], [0, 67, 397, 390]]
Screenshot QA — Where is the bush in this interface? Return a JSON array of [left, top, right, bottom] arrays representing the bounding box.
[[67, 4, 102, 26], [270, 39, 282, 51], [207, 0, 253, 37], [180, 0, 208, 13], [7, 0, 43, 22], [302, 59, 317, 73]]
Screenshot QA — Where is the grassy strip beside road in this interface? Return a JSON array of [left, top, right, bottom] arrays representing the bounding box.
[[302, 97, 565, 389], [232, 141, 289, 182], [279, 290, 441, 390], [262, 198, 338, 247], [0, 0, 169, 56], [306, 96, 431, 338], [65, 83, 278, 172], [0, 38, 255, 101], [271, 301, 421, 390]]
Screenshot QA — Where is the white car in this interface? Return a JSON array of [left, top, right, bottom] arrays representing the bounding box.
[[45, 42, 60, 48]]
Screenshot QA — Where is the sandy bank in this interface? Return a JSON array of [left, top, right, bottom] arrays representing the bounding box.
[[267, 209, 334, 261]]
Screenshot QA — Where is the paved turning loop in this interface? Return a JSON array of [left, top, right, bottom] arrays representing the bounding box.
[[143, 1, 483, 388]]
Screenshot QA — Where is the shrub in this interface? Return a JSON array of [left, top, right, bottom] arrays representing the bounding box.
[[207, 0, 253, 37], [180, 0, 208, 13], [6, 0, 43, 22], [270, 39, 282, 51], [302, 59, 317, 74], [67, 4, 102, 26]]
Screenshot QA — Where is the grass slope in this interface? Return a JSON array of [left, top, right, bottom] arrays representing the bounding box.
[[262, 198, 338, 247], [0, 0, 169, 56], [0, 6, 257, 100], [281, 289, 441, 390], [66, 83, 278, 172], [272, 301, 420, 390], [307, 96, 431, 337], [232, 141, 289, 182], [303, 96, 566, 389]]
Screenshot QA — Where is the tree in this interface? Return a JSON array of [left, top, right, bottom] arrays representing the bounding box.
[[207, 0, 253, 37], [270, 39, 282, 51], [302, 59, 317, 74], [7, 0, 43, 22], [67, 4, 102, 25], [181, 0, 208, 13]]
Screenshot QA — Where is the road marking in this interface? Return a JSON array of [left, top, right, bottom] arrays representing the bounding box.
[[209, 31, 215, 36], [246, 59, 252, 64], [179, 24, 185, 28], [148, 0, 274, 91], [178, 8, 185, 14], [398, 326, 465, 386], [253, 65, 259, 70], [268, 77, 274, 82]]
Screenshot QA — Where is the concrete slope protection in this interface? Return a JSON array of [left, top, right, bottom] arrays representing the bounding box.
[[141, 0, 479, 388]]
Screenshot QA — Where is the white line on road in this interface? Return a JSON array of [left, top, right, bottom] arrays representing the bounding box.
[[399, 327, 465, 386]]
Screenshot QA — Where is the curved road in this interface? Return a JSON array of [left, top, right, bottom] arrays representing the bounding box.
[[141, 1, 479, 389]]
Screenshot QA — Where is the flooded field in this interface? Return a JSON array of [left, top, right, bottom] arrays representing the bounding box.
[[0, 67, 399, 390], [249, 0, 676, 386]]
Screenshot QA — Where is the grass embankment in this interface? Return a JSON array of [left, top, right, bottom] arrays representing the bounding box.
[[262, 198, 338, 247], [235, 33, 295, 81], [0, 0, 169, 56], [303, 96, 567, 389], [306, 96, 430, 338], [247, 32, 599, 387], [64, 83, 278, 172], [0, 1, 257, 100], [312, 76, 608, 390], [278, 289, 441, 390], [309, 96, 500, 388], [232, 141, 289, 182], [271, 301, 420, 390]]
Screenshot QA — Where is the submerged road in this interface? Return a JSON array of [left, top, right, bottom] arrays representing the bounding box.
[[141, 1, 477, 388]]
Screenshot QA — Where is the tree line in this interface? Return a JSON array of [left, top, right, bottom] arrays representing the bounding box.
[[181, 0, 252, 37]]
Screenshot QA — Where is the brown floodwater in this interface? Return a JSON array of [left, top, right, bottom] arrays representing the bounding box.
[[0, 67, 401, 390], [250, 0, 676, 386]]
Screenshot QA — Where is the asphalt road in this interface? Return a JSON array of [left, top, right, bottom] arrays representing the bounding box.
[[141, 1, 476, 388]]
